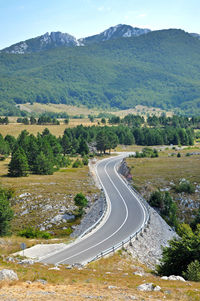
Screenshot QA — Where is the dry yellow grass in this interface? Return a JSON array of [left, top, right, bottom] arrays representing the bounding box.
[[125, 146, 200, 222], [0, 253, 199, 300], [18, 103, 102, 116], [0, 157, 99, 233], [126, 147, 200, 191], [0, 120, 99, 138]]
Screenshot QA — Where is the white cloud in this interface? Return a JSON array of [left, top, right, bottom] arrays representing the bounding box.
[[138, 13, 147, 18], [97, 6, 111, 12], [98, 6, 104, 11]]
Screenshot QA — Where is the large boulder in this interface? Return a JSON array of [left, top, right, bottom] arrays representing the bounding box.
[[161, 275, 185, 281], [137, 283, 161, 292], [0, 269, 18, 281]]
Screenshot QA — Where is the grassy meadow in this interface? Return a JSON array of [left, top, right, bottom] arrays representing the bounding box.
[[125, 145, 200, 222], [0, 156, 99, 234]]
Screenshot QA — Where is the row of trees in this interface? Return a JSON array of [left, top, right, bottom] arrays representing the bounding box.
[[0, 123, 195, 176], [17, 115, 61, 125], [90, 113, 200, 129]]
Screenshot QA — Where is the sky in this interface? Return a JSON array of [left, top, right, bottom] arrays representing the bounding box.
[[0, 0, 200, 49]]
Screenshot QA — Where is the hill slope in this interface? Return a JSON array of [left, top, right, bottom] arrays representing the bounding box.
[[0, 29, 200, 115]]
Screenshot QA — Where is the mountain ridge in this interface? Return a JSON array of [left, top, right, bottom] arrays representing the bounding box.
[[1, 24, 200, 54], [0, 28, 200, 116], [0, 24, 153, 54]]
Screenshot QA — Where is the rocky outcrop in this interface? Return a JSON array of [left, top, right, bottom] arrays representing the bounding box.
[[137, 283, 161, 292], [0, 269, 18, 281], [71, 194, 106, 238], [80, 24, 151, 45], [161, 275, 185, 281], [2, 31, 79, 54]]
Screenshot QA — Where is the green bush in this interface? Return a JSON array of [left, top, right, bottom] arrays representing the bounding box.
[[183, 260, 200, 281], [149, 190, 177, 228], [74, 193, 88, 208], [175, 180, 195, 194], [72, 159, 83, 168], [18, 227, 51, 239], [135, 148, 159, 158], [82, 156, 89, 166], [157, 224, 200, 277]]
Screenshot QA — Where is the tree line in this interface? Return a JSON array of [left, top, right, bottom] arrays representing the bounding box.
[[0, 123, 195, 176]]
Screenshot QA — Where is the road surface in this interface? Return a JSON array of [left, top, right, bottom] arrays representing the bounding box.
[[41, 154, 146, 265]]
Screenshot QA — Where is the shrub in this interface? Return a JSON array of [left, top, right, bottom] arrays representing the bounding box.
[[74, 193, 88, 208], [183, 260, 200, 281], [149, 190, 177, 228], [72, 159, 83, 168], [175, 180, 195, 194], [157, 224, 200, 277], [82, 156, 89, 166], [18, 227, 51, 239]]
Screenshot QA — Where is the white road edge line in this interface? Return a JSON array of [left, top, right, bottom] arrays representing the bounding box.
[[38, 156, 113, 263], [54, 155, 129, 265]]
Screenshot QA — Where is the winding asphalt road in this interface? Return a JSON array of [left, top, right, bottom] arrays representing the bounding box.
[[41, 154, 146, 265]]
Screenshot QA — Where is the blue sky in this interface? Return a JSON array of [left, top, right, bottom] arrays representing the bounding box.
[[0, 0, 199, 49]]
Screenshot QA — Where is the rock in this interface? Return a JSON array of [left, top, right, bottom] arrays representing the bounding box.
[[18, 259, 35, 265], [65, 265, 72, 269], [50, 214, 74, 224], [108, 285, 118, 289], [36, 279, 47, 285], [26, 280, 32, 284], [137, 283, 160, 292], [48, 266, 60, 271], [72, 263, 83, 269], [133, 271, 144, 277], [161, 276, 169, 280], [168, 275, 185, 281], [129, 297, 137, 300], [20, 209, 29, 216], [0, 269, 18, 281], [154, 285, 161, 291], [6, 257, 15, 263], [161, 275, 185, 281]]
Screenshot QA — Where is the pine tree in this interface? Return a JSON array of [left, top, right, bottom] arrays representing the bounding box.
[[0, 186, 14, 236], [8, 147, 29, 177], [33, 151, 54, 175]]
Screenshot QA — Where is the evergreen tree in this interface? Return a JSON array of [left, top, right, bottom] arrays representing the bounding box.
[[33, 151, 54, 175], [78, 139, 89, 155], [61, 134, 71, 155], [8, 147, 29, 177], [0, 186, 14, 236]]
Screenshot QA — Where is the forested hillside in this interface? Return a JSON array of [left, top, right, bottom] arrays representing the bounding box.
[[1, 29, 200, 115]]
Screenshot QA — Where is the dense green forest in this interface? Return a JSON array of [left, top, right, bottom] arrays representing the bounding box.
[[1, 29, 200, 115]]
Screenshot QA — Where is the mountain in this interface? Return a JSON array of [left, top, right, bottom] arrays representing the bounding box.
[[1, 24, 151, 54], [1, 32, 80, 54], [79, 24, 151, 45], [190, 33, 200, 40], [0, 29, 200, 116]]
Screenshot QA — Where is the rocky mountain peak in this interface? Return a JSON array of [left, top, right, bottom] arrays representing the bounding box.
[[79, 24, 151, 45], [1, 31, 79, 54]]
